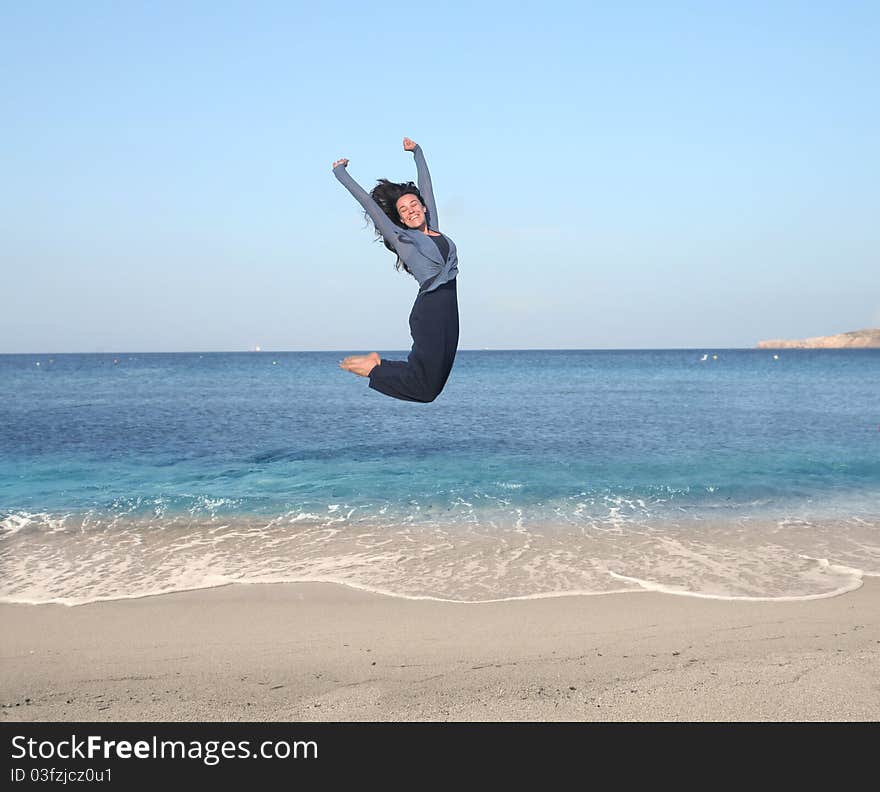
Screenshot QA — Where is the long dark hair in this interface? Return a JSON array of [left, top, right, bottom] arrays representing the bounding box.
[[367, 179, 429, 273]]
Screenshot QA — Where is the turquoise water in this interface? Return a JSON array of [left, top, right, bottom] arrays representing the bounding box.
[[1, 350, 878, 604]]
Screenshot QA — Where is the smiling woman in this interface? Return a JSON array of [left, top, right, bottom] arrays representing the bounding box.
[[331, 137, 460, 403]]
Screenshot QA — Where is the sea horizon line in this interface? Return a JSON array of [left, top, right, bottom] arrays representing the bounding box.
[[4, 346, 861, 356]]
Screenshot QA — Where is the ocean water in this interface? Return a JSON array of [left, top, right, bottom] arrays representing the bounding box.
[[1, 349, 878, 605]]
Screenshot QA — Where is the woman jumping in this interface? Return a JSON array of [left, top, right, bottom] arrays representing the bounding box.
[[332, 137, 459, 403]]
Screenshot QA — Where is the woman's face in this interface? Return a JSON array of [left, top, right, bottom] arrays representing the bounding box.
[[396, 193, 426, 229]]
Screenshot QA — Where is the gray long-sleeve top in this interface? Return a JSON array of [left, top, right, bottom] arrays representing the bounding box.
[[333, 145, 459, 293]]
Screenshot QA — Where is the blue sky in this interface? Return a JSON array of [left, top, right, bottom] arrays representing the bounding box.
[[2, 1, 878, 351]]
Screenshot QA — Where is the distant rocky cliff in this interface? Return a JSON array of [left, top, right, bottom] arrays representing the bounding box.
[[756, 328, 880, 349]]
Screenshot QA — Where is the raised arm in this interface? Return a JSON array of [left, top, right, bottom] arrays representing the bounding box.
[[332, 159, 401, 244], [403, 138, 439, 231]]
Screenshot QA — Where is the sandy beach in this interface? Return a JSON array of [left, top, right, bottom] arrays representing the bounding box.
[[2, 579, 878, 722]]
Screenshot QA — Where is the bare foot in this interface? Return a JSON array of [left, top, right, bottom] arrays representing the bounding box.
[[339, 352, 381, 377]]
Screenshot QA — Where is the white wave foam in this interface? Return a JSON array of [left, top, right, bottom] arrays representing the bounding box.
[[288, 512, 322, 522], [1, 512, 71, 537], [607, 562, 864, 602], [1, 513, 35, 536], [2, 511, 877, 606]]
